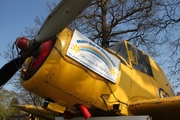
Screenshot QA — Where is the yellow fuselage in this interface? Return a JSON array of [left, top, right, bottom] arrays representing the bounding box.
[[20, 28, 175, 116]]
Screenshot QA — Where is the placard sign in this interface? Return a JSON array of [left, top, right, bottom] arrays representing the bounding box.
[[66, 30, 120, 83]]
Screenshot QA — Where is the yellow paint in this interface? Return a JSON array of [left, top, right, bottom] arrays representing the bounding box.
[[46, 102, 66, 113], [20, 28, 175, 117]]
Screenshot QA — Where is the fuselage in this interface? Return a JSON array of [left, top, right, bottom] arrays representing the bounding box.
[[20, 28, 175, 116]]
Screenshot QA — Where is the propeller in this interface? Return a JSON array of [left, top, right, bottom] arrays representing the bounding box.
[[0, 56, 25, 87], [0, 0, 92, 87]]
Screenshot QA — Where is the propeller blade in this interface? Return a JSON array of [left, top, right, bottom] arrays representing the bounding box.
[[35, 0, 92, 43], [0, 0, 92, 87], [0, 56, 25, 87]]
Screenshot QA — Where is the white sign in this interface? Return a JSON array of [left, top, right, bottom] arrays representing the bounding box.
[[66, 30, 120, 83]]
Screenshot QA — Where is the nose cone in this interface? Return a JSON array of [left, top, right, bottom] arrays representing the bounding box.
[[15, 37, 29, 50]]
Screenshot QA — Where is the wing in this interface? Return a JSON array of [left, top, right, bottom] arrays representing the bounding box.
[[129, 96, 180, 120], [13, 104, 61, 120]]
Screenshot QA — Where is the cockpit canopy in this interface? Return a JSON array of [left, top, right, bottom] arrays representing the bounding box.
[[108, 40, 153, 77]]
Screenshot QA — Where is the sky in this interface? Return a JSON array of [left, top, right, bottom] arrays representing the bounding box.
[[0, 1, 179, 92], [0, 0, 59, 90]]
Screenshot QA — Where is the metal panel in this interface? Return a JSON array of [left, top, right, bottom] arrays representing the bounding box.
[[36, 0, 92, 43]]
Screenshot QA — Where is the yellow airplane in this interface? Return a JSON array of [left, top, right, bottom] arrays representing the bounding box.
[[1, 0, 180, 120]]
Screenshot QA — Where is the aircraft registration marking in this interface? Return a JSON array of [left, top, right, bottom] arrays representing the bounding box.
[[66, 30, 120, 83], [158, 88, 169, 98]]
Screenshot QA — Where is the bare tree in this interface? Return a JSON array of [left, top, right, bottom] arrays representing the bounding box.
[[69, 0, 180, 89], [1, 0, 180, 94], [161, 0, 180, 89]]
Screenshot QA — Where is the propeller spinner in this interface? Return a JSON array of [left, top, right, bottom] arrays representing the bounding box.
[[0, 0, 92, 87]]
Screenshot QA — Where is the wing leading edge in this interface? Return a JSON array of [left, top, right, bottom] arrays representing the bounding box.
[[14, 96, 180, 120], [129, 96, 180, 120], [13, 104, 61, 120]]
